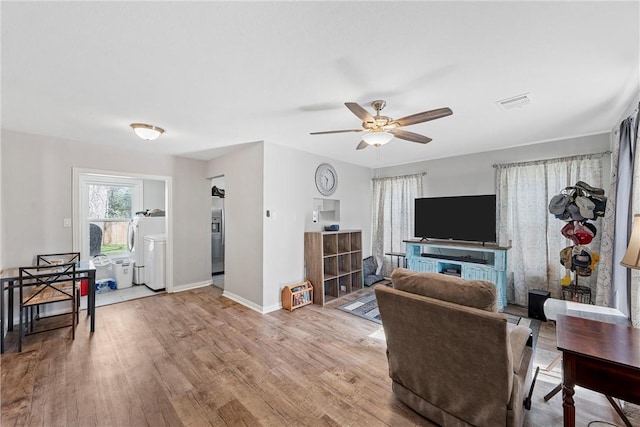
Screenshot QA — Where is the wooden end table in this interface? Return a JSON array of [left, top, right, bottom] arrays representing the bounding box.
[[556, 314, 640, 427]]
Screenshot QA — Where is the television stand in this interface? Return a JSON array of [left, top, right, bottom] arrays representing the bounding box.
[[421, 253, 487, 264], [404, 240, 511, 312]]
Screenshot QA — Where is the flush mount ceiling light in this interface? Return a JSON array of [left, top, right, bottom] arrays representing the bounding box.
[[361, 130, 395, 147], [496, 93, 533, 111], [130, 123, 165, 140]]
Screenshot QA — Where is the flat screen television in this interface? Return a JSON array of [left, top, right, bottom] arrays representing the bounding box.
[[414, 195, 497, 243]]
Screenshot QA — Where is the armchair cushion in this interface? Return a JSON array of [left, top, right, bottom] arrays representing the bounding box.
[[377, 270, 535, 427], [508, 325, 532, 374], [391, 268, 498, 312]]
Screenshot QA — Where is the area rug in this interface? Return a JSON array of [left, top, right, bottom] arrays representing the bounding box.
[[337, 289, 541, 347], [337, 291, 383, 324]]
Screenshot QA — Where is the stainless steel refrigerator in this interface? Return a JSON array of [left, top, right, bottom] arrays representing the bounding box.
[[211, 198, 224, 275]]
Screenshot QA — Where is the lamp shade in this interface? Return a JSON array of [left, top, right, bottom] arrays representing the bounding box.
[[621, 214, 640, 269], [130, 123, 165, 140], [362, 131, 394, 146]]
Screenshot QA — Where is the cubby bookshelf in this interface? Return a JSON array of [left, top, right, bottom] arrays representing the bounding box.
[[304, 230, 363, 305], [281, 281, 314, 311]]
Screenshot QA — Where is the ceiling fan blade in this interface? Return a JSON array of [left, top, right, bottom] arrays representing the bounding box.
[[393, 107, 453, 127], [391, 129, 433, 144], [310, 129, 364, 135], [356, 140, 369, 150], [345, 102, 375, 122]]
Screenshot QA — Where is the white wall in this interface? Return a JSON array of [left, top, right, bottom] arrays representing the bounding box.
[[143, 179, 166, 211], [0, 134, 2, 269], [170, 156, 211, 288], [205, 143, 265, 310], [0, 130, 210, 289], [4, 127, 613, 318], [262, 142, 372, 312], [204, 141, 372, 313], [0, 131, 4, 334], [2, 131, 372, 315], [374, 133, 611, 196]]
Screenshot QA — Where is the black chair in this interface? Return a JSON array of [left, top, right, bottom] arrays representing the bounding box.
[[36, 252, 80, 266], [36, 252, 81, 323], [89, 224, 103, 257], [18, 263, 78, 352]]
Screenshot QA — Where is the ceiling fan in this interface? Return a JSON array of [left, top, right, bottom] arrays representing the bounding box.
[[310, 100, 453, 150]]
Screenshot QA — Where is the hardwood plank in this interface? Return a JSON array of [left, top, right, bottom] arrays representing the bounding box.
[[2, 285, 639, 427], [217, 398, 261, 426]]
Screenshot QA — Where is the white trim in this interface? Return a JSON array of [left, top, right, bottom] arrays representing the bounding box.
[[261, 303, 282, 314], [72, 167, 174, 293], [222, 290, 281, 314], [170, 280, 212, 293]]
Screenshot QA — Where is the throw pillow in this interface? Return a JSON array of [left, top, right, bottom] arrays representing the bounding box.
[[363, 256, 376, 276], [364, 274, 384, 286]]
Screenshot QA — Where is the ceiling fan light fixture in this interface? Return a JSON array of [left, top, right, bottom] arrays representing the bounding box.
[[311, 100, 452, 150], [362, 131, 394, 147], [130, 123, 165, 140]]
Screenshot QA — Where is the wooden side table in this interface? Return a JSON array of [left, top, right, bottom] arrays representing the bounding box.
[[542, 298, 628, 402], [385, 251, 406, 268], [556, 314, 640, 427]]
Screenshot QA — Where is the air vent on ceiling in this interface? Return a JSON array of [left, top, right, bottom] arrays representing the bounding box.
[[496, 93, 532, 111]]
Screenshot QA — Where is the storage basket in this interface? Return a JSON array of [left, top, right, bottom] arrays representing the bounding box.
[[561, 284, 592, 304], [92, 254, 113, 281]]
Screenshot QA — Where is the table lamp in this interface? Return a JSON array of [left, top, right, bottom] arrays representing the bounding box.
[[621, 214, 640, 269]]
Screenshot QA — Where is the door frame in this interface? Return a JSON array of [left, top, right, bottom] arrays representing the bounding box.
[[72, 167, 174, 292]]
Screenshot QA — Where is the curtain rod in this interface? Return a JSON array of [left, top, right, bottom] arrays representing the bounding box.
[[372, 172, 426, 180], [492, 151, 611, 168]]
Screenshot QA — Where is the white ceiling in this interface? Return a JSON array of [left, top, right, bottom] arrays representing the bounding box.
[[2, 1, 639, 168]]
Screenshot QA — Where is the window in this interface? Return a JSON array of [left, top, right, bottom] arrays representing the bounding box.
[[79, 175, 142, 259]]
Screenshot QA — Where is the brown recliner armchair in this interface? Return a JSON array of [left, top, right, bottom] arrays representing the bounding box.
[[375, 268, 534, 427]]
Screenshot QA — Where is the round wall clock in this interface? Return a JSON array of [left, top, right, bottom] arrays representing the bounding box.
[[315, 163, 338, 196]]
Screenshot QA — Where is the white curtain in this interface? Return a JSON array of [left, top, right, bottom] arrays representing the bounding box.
[[632, 149, 640, 327], [598, 105, 640, 325], [371, 174, 424, 277], [496, 154, 605, 306]]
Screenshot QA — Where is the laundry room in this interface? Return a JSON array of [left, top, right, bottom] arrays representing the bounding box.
[[80, 174, 168, 308]]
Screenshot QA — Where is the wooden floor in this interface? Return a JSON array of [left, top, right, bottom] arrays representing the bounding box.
[[1, 286, 639, 427]]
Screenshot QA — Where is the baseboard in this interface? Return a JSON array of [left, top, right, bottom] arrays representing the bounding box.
[[169, 280, 212, 293], [222, 290, 281, 314], [262, 303, 282, 314]]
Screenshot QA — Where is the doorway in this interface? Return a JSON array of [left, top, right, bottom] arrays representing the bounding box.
[[73, 168, 172, 306], [210, 176, 225, 289]]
